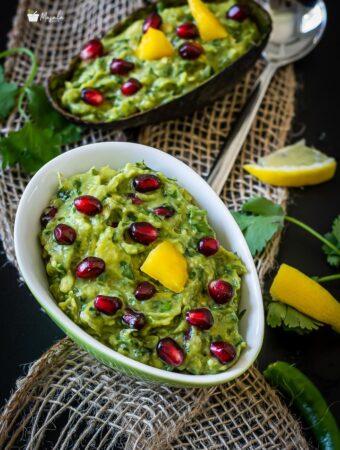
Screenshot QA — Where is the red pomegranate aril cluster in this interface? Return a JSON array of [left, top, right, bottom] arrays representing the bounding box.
[[186, 308, 214, 330], [74, 195, 102, 216], [198, 237, 220, 256], [54, 224, 76, 245], [133, 174, 161, 192], [94, 295, 122, 315], [227, 5, 249, 22], [110, 58, 135, 75], [129, 222, 158, 245], [81, 88, 104, 106], [121, 78, 142, 96], [157, 338, 185, 367], [176, 22, 199, 39], [143, 12, 162, 33], [210, 341, 236, 364], [122, 308, 146, 329], [135, 281, 156, 300], [127, 193, 143, 205], [208, 279, 234, 304], [179, 42, 203, 60], [153, 206, 175, 218], [75, 257, 105, 279], [40, 206, 58, 227], [80, 39, 104, 60]]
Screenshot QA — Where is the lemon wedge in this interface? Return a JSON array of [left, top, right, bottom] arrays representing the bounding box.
[[244, 140, 337, 187], [270, 263, 340, 332]]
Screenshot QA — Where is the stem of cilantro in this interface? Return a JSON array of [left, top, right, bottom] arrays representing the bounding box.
[[285, 215, 340, 257], [313, 274, 340, 283], [0, 47, 37, 120]]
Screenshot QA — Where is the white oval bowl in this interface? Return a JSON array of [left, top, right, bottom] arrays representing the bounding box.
[[14, 142, 264, 387]]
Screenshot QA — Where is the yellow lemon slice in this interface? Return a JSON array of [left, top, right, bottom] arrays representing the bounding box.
[[244, 140, 337, 187], [270, 263, 340, 332]]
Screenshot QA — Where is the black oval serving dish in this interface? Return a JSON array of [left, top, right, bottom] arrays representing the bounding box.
[[46, 0, 272, 130]]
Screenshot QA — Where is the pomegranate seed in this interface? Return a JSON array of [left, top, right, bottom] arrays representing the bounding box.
[[81, 88, 104, 106], [110, 58, 134, 75], [186, 308, 214, 330], [54, 224, 76, 245], [80, 39, 104, 60], [75, 257, 105, 279], [157, 338, 185, 367], [179, 42, 203, 60], [227, 5, 249, 22], [74, 195, 102, 216], [94, 295, 122, 315], [176, 22, 199, 39], [208, 279, 234, 304], [121, 78, 142, 96], [122, 308, 146, 329], [133, 174, 161, 192], [135, 281, 156, 300], [127, 193, 143, 205], [153, 206, 175, 218], [128, 222, 158, 245], [198, 237, 220, 256], [210, 341, 236, 364], [143, 12, 162, 33], [40, 206, 58, 227]]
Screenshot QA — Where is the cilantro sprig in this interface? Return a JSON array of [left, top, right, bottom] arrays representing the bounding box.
[[0, 47, 81, 173], [232, 197, 285, 256], [266, 300, 322, 334], [232, 197, 340, 262], [232, 197, 340, 335], [322, 215, 340, 268]]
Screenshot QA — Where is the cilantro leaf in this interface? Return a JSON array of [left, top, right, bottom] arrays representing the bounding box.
[[266, 300, 322, 334], [322, 215, 340, 268], [244, 215, 284, 256], [231, 211, 254, 231], [231, 197, 284, 256], [242, 196, 285, 217], [26, 85, 82, 145], [0, 66, 19, 119], [0, 122, 60, 173]]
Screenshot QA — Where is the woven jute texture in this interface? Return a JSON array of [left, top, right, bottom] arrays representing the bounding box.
[[0, 339, 309, 450], [0, 0, 308, 449]]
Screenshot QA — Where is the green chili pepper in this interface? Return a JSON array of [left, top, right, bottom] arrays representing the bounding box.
[[264, 361, 340, 450]]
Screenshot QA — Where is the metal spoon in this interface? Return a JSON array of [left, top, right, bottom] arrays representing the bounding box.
[[207, 0, 327, 194]]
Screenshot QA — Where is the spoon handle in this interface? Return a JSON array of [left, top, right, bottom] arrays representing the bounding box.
[[207, 63, 277, 195]]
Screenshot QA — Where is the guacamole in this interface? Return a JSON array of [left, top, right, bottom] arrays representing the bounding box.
[[59, 1, 260, 122], [40, 163, 246, 374]]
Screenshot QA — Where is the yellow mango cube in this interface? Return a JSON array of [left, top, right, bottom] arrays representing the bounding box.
[[188, 0, 228, 41], [137, 28, 175, 60], [141, 241, 188, 293]]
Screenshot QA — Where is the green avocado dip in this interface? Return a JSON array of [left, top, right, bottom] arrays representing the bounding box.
[[59, 1, 260, 122], [40, 163, 246, 374]]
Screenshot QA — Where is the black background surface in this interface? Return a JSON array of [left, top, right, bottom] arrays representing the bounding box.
[[0, 0, 339, 442]]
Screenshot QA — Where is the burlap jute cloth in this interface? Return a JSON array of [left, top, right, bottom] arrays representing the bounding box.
[[0, 0, 310, 449]]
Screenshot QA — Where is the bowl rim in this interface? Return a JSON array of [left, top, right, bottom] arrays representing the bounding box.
[[14, 141, 264, 386]]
